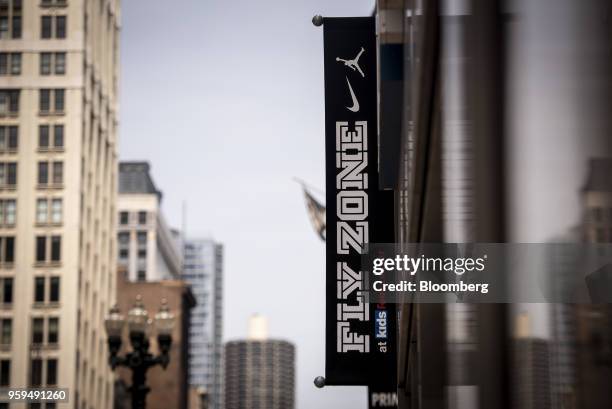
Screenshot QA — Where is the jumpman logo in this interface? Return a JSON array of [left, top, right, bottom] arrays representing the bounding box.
[[336, 47, 365, 77]]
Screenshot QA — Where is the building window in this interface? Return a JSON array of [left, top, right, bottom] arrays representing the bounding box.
[[50, 235, 61, 262], [0, 90, 19, 115], [40, 52, 51, 75], [55, 16, 65, 38], [5, 200, 14, 226], [30, 358, 42, 386], [53, 125, 64, 148], [51, 161, 63, 185], [36, 199, 48, 224], [0, 318, 11, 346], [49, 277, 60, 302], [0, 52, 20, 76], [40, 52, 66, 76], [37, 161, 63, 187], [46, 359, 57, 385], [39, 89, 64, 114], [0, 360, 9, 386], [50, 236, 60, 261], [38, 124, 64, 150], [138, 211, 147, 225], [137, 270, 146, 281], [137, 231, 147, 269], [51, 198, 62, 223], [12, 14, 21, 39], [54, 89, 64, 112], [9, 52, 19, 74], [0, 17, 6, 40], [41, 15, 65, 39], [6, 162, 15, 186], [39, 125, 49, 149], [36, 198, 49, 224], [0, 162, 17, 187], [36, 236, 46, 262], [41, 0, 68, 6], [0, 236, 14, 264], [119, 211, 129, 225], [52, 162, 62, 185], [35, 277, 60, 304], [118, 232, 129, 244], [118, 232, 129, 265], [32, 318, 44, 344], [38, 162, 48, 185], [0, 199, 16, 227], [0, 0, 22, 39], [0, 277, 12, 305], [47, 317, 58, 344], [34, 277, 45, 302], [0, 125, 18, 152], [119, 248, 129, 261], [35, 235, 62, 264], [55, 52, 65, 74], [41, 16, 51, 38], [39, 89, 50, 112]]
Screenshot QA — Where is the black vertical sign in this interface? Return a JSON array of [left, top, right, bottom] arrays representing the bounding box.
[[323, 16, 397, 392]]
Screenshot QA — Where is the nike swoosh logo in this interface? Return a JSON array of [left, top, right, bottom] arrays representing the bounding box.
[[346, 77, 359, 112]]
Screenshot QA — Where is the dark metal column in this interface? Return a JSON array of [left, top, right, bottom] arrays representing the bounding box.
[[469, 1, 510, 409]]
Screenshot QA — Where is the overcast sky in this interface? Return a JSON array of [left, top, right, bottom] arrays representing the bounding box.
[[120, 0, 374, 408]]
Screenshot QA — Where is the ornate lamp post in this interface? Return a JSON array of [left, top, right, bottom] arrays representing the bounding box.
[[105, 296, 175, 409], [196, 386, 209, 409]]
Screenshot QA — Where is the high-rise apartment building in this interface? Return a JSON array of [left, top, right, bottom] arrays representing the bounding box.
[[224, 316, 295, 409], [183, 238, 223, 409], [117, 162, 181, 282], [0, 0, 121, 408]]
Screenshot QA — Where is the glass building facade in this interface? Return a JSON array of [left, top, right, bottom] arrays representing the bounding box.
[[183, 239, 224, 409]]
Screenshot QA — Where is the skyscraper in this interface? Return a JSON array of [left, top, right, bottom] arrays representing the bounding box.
[[0, 0, 120, 407], [117, 161, 182, 282], [224, 316, 295, 409], [183, 238, 223, 409]]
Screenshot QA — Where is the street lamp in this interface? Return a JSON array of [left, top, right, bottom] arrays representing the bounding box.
[[104, 304, 125, 368], [154, 299, 174, 366], [196, 386, 209, 409], [104, 296, 175, 409]]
